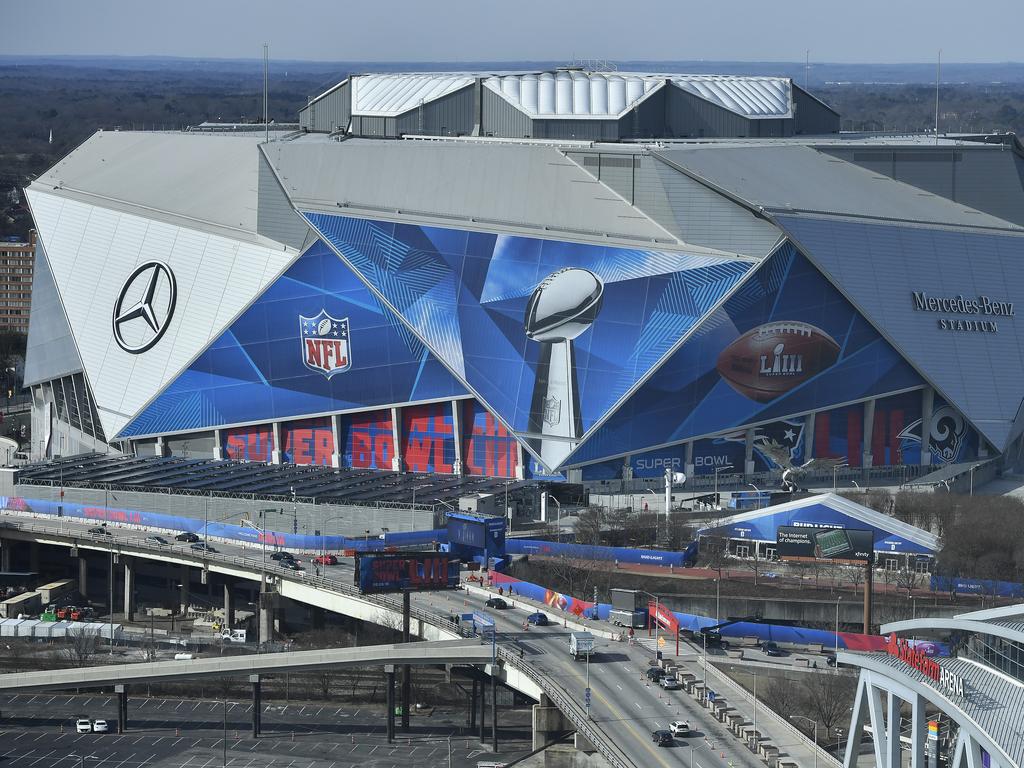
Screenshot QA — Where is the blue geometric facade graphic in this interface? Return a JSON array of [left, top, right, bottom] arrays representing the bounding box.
[[569, 243, 927, 465], [302, 211, 753, 466], [119, 240, 467, 437]]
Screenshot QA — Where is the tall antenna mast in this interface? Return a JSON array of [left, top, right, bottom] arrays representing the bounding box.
[[263, 42, 269, 144], [934, 49, 941, 144]]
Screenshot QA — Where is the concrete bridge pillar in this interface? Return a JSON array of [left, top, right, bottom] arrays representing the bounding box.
[[123, 557, 135, 623], [532, 692, 572, 751], [250, 675, 261, 737], [78, 555, 88, 599], [385, 665, 396, 743], [223, 579, 235, 628], [258, 589, 277, 645], [29, 542, 39, 573], [115, 684, 127, 733], [178, 564, 189, 616], [0, 540, 12, 572]]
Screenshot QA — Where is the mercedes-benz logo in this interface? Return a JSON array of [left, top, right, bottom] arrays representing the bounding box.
[[112, 261, 177, 354]]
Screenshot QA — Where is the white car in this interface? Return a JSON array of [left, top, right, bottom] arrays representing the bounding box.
[[669, 719, 691, 736], [75, 718, 92, 733], [92, 719, 109, 733]]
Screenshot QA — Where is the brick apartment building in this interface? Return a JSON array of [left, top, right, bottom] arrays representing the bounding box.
[[0, 232, 34, 333]]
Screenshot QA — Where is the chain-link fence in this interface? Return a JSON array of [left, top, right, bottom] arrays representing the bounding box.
[[15, 482, 438, 538]]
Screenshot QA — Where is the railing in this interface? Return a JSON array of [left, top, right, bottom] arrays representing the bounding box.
[[0, 517, 634, 766]]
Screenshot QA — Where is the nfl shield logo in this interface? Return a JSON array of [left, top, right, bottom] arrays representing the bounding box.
[[542, 396, 561, 427], [300, 311, 351, 378]]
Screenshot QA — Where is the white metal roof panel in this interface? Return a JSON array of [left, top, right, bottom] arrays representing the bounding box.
[[669, 76, 792, 118], [350, 74, 475, 117], [484, 72, 661, 119], [26, 190, 297, 439], [34, 131, 267, 237]]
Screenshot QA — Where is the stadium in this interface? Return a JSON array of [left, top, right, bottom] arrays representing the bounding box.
[[21, 68, 1024, 488]]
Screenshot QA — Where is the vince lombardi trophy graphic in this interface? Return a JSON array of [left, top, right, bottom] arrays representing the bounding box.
[[524, 267, 604, 470]]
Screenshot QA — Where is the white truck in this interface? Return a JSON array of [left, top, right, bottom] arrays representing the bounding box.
[[569, 631, 595, 661]]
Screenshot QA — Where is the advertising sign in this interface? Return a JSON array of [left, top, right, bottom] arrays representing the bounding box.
[[776, 526, 875, 563], [354, 552, 460, 594], [448, 517, 486, 549]]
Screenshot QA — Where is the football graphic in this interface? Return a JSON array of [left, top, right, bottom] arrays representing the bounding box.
[[316, 317, 333, 336], [716, 321, 840, 403], [524, 268, 604, 343]]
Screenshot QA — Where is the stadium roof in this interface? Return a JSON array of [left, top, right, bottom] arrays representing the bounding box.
[[697, 492, 940, 553], [655, 144, 1023, 231], [342, 71, 797, 121]]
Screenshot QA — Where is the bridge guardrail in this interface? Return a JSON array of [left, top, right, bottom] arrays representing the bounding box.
[[0, 517, 634, 764]]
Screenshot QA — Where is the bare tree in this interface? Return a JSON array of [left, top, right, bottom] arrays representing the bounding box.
[[763, 675, 806, 720], [699, 535, 729, 580], [61, 628, 101, 667], [895, 568, 923, 598], [574, 507, 604, 546], [802, 672, 857, 735]]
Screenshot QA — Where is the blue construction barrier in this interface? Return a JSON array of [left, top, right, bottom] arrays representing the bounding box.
[[506, 538, 697, 567], [930, 574, 1024, 598]]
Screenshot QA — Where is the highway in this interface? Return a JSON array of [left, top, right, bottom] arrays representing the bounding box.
[[0, 512, 829, 767]]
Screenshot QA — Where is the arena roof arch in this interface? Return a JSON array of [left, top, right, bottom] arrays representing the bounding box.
[[697, 492, 939, 555]]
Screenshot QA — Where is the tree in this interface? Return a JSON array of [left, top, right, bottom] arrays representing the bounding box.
[[763, 675, 806, 720], [574, 507, 604, 546], [802, 672, 857, 736], [61, 628, 101, 667], [699, 536, 729, 580]]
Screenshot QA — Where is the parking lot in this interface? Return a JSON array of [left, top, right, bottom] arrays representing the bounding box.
[[0, 694, 533, 767]]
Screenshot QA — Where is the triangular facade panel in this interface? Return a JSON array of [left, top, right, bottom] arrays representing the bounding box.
[[23, 239, 83, 387], [28, 191, 297, 438], [120, 240, 467, 437], [778, 215, 1024, 452], [569, 242, 927, 466], [302, 211, 752, 470]]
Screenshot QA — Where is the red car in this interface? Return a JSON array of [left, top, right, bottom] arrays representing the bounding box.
[[313, 554, 338, 566]]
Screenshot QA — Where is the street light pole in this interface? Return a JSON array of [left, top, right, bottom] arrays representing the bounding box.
[[833, 463, 848, 492], [747, 482, 760, 509], [715, 578, 720, 624], [835, 597, 841, 657], [713, 465, 733, 509], [790, 714, 818, 768]]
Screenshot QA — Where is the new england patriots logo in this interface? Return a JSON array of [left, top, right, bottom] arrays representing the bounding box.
[[300, 311, 351, 378]]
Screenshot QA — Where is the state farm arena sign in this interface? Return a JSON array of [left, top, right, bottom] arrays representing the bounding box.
[[887, 634, 965, 699]]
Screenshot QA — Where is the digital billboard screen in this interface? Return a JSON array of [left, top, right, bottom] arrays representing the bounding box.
[[354, 552, 461, 594], [776, 526, 874, 564]]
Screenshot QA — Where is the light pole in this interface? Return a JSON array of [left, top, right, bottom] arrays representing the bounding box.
[[547, 494, 561, 535], [412, 484, 430, 507], [790, 714, 819, 767], [970, 464, 977, 497], [715, 577, 721, 624], [434, 498, 455, 513], [833, 463, 848, 492], [503, 480, 514, 532], [713, 465, 733, 509], [747, 482, 760, 509]]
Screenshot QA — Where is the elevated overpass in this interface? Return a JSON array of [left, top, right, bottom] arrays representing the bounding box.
[[0, 512, 828, 768]]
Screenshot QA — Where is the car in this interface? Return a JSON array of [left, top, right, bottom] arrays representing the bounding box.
[[645, 667, 666, 681], [92, 719, 109, 733], [659, 675, 681, 690], [190, 542, 217, 553], [280, 560, 303, 571], [75, 718, 92, 733], [270, 551, 295, 561], [175, 532, 200, 543], [145, 535, 169, 545], [313, 554, 337, 565], [88, 526, 110, 535], [651, 729, 673, 746], [669, 720, 691, 736], [485, 597, 508, 609], [761, 641, 786, 657], [527, 612, 549, 626]]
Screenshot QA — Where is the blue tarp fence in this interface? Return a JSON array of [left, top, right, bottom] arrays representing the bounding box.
[[930, 574, 1024, 598], [505, 538, 698, 567]]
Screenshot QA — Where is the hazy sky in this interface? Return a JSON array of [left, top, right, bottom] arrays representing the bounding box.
[[2, 0, 1019, 64]]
